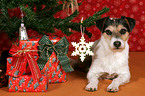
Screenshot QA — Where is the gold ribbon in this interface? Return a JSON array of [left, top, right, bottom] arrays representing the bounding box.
[[11, 44, 42, 81], [12, 46, 38, 56]]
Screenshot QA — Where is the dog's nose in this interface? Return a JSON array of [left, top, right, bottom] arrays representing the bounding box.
[[114, 41, 121, 48]]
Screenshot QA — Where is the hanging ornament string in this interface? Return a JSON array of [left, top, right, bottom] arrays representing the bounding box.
[[20, 7, 24, 23], [71, 17, 94, 62], [80, 17, 85, 38]]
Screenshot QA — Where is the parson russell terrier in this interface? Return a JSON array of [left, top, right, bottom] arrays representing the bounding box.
[[85, 16, 135, 92]]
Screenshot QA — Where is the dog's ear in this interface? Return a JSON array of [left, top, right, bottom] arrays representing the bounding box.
[[96, 17, 109, 32], [121, 16, 136, 32]]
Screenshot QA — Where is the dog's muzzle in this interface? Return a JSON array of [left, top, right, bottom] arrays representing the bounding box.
[[110, 37, 125, 51], [113, 41, 121, 49]]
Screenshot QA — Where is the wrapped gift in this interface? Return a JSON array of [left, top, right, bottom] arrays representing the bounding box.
[[8, 74, 47, 92], [37, 35, 74, 83], [7, 38, 48, 92], [7, 38, 40, 77]]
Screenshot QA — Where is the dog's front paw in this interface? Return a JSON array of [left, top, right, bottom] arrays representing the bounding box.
[[85, 83, 98, 92], [107, 84, 119, 93]]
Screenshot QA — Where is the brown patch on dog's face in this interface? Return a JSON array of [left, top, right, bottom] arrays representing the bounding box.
[[120, 31, 129, 41], [102, 24, 129, 52], [103, 24, 129, 41]]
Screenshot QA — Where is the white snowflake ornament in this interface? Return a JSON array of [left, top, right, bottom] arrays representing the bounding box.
[[71, 36, 94, 62], [71, 17, 94, 62]]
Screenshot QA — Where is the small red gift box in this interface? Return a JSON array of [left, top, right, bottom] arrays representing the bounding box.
[[7, 38, 40, 77], [41, 52, 66, 83], [8, 74, 47, 92], [10, 37, 40, 55], [7, 57, 48, 92], [39, 36, 67, 83]]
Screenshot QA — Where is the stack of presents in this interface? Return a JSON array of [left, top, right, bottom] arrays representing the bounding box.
[[6, 35, 74, 92]]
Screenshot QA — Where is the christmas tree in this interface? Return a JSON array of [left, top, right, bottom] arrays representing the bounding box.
[[0, 0, 109, 39]]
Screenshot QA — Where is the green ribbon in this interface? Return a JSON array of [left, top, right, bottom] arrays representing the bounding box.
[[37, 35, 74, 72]]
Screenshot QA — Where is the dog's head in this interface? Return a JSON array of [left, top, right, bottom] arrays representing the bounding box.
[[96, 16, 135, 52]]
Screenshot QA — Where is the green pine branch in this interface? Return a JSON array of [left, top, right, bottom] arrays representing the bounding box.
[[83, 7, 109, 27], [0, 0, 109, 39]]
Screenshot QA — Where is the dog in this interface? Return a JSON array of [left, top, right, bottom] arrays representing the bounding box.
[[85, 16, 135, 92]]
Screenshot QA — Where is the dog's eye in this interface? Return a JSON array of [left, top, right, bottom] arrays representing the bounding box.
[[105, 30, 112, 35], [120, 29, 127, 34]]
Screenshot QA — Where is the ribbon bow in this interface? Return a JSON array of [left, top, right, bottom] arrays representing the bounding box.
[[9, 43, 42, 81], [37, 35, 74, 72]]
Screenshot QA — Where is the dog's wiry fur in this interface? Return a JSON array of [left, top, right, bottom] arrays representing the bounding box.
[[85, 16, 135, 92]]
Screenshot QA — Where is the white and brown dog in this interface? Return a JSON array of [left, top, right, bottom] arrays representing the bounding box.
[[85, 16, 135, 92]]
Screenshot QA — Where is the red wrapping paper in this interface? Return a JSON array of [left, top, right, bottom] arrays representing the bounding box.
[[41, 52, 66, 83], [8, 74, 47, 92], [7, 56, 48, 92], [7, 38, 48, 92], [7, 57, 29, 77], [40, 36, 67, 83], [9, 38, 40, 55], [7, 39, 40, 77]]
